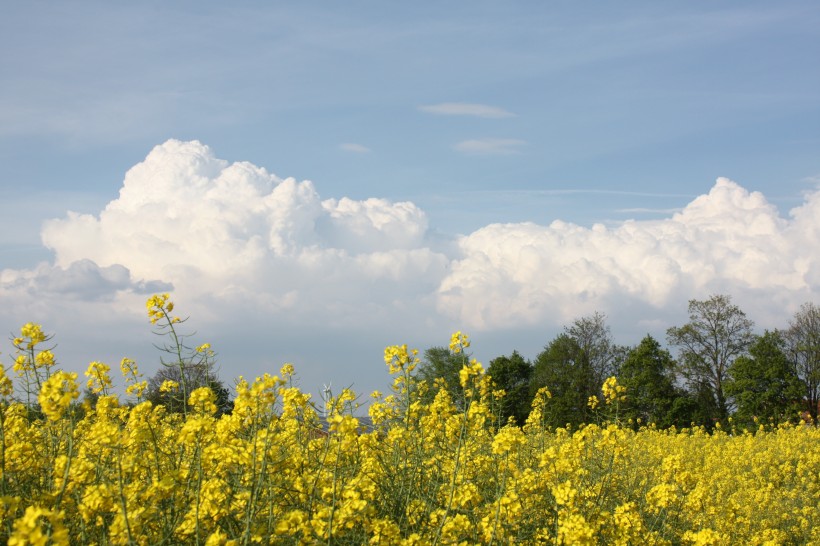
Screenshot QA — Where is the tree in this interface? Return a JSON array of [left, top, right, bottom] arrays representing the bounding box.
[[487, 351, 533, 425], [667, 294, 754, 420], [725, 330, 804, 428], [679, 381, 721, 429], [530, 334, 585, 428], [567, 311, 616, 386], [413, 346, 468, 409], [529, 313, 617, 428], [785, 302, 820, 423], [618, 335, 685, 428], [565, 312, 616, 423]]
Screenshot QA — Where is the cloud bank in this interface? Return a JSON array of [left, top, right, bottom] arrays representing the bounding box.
[[6, 140, 817, 332], [2, 140, 819, 391]]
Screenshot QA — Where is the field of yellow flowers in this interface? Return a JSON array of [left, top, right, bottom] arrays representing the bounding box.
[[0, 297, 818, 545]]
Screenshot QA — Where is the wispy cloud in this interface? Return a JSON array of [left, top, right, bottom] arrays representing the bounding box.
[[453, 138, 526, 155], [468, 189, 696, 198], [802, 174, 820, 186], [340, 143, 372, 153], [616, 207, 684, 214], [418, 103, 515, 118]]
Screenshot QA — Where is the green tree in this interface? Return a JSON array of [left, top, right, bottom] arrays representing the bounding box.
[[725, 330, 803, 428], [487, 351, 533, 425], [567, 311, 616, 387], [618, 335, 684, 428], [413, 346, 468, 409], [680, 380, 721, 429], [530, 334, 587, 428], [529, 313, 617, 428], [667, 294, 754, 421], [785, 302, 820, 423]]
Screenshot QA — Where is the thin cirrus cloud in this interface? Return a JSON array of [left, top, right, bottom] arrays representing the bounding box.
[[339, 143, 372, 153], [453, 138, 526, 155], [615, 207, 683, 215], [418, 102, 515, 118]]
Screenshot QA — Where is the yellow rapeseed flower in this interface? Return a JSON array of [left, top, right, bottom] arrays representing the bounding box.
[[84, 361, 112, 395], [384, 344, 419, 374], [8, 505, 69, 546], [0, 363, 13, 397], [19, 323, 47, 348], [146, 293, 175, 324], [34, 350, 56, 368], [458, 358, 484, 388], [449, 330, 470, 353], [188, 386, 218, 415], [38, 371, 79, 421], [602, 376, 627, 404], [159, 380, 179, 393]]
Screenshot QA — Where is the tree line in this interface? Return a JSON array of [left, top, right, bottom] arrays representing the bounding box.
[[414, 295, 820, 430], [99, 293, 819, 431]]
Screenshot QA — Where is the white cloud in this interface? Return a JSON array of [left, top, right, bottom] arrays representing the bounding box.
[[453, 138, 526, 155], [340, 143, 371, 153], [418, 103, 515, 118], [21, 145, 820, 334], [38, 140, 449, 325], [438, 177, 816, 330]]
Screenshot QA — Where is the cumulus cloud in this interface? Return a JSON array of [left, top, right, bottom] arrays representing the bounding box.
[[39, 140, 448, 325], [454, 138, 526, 155], [418, 102, 515, 118], [438, 178, 817, 329], [30, 143, 820, 337]]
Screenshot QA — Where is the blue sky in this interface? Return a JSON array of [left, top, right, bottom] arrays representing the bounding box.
[[1, 2, 819, 401]]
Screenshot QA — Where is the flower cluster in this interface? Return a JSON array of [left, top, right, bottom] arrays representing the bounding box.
[[383, 344, 419, 375], [449, 330, 470, 354], [84, 360, 112, 395], [0, 362, 13, 398], [146, 292, 179, 325], [37, 370, 79, 421], [602, 375, 627, 405], [120, 357, 147, 400]]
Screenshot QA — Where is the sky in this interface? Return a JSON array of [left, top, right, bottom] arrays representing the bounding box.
[[1, 1, 819, 404]]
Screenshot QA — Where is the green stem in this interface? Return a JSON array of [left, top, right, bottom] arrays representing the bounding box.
[[433, 390, 471, 546], [488, 453, 509, 545], [116, 449, 137, 545]]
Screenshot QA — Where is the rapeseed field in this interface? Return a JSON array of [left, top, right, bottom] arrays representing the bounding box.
[[0, 297, 817, 545]]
